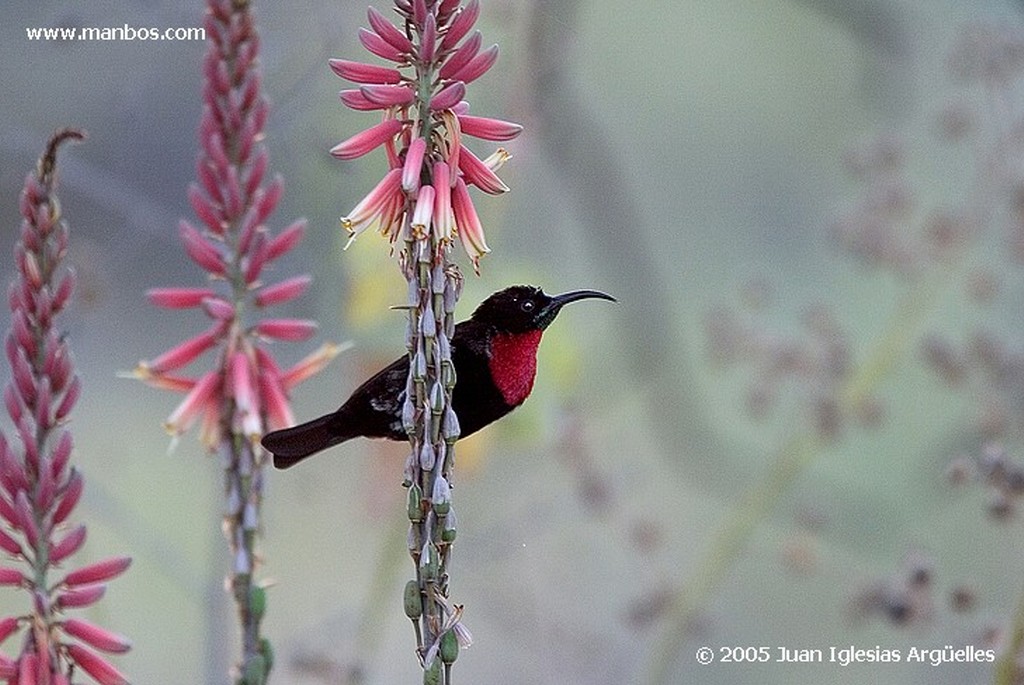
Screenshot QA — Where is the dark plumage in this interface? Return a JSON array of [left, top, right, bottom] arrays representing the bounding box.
[[261, 285, 615, 469]]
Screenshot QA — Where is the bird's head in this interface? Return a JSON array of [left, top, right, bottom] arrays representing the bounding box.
[[470, 285, 616, 333]]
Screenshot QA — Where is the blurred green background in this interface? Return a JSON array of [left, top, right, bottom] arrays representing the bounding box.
[[3, 0, 1024, 683]]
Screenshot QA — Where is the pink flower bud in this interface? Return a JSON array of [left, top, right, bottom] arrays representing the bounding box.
[[238, 117, 257, 164], [238, 207, 261, 256], [411, 185, 435, 239], [228, 351, 259, 423], [0, 529, 22, 557], [403, 137, 428, 193], [201, 297, 236, 321], [12, 311, 34, 358], [36, 454, 55, 512], [49, 524, 87, 565], [21, 251, 42, 290], [255, 319, 318, 342], [329, 58, 403, 84], [49, 431, 73, 479], [196, 157, 224, 203], [243, 233, 269, 286], [11, 347, 36, 407], [244, 147, 268, 197], [358, 27, 405, 63], [14, 491, 38, 550], [17, 652, 35, 685], [165, 371, 220, 436], [419, 13, 437, 63], [430, 81, 466, 111], [52, 271, 75, 313], [54, 375, 79, 422], [432, 162, 454, 242], [4, 384, 23, 427], [440, 0, 480, 51], [280, 343, 344, 390], [448, 44, 498, 85], [457, 145, 509, 195], [178, 220, 226, 276], [367, 6, 414, 54], [331, 119, 404, 160], [60, 557, 132, 588], [339, 88, 383, 111], [146, 287, 217, 309], [62, 618, 131, 654], [203, 132, 230, 175], [55, 585, 106, 610], [0, 447, 28, 500], [0, 616, 19, 644], [53, 468, 83, 526], [254, 275, 311, 307], [224, 165, 243, 218], [0, 568, 25, 587], [255, 174, 283, 225], [34, 376, 52, 430], [0, 496, 19, 531], [411, 0, 428, 27], [188, 183, 224, 234], [258, 368, 294, 431], [451, 178, 490, 272], [439, 31, 481, 80], [456, 114, 523, 141], [359, 84, 416, 107], [146, 329, 220, 374], [65, 644, 129, 685], [18, 417, 38, 475], [266, 219, 307, 261], [341, 168, 404, 239]]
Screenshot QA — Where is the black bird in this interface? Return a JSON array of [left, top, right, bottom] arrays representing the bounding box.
[[262, 285, 615, 469]]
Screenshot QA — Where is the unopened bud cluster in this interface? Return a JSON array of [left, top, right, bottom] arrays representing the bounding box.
[[947, 442, 1024, 521], [833, 22, 1024, 276], [0, 131, 131, 685], [132, 1, 337, 682], [703, 291, 879, 441], [920, 330, 1022, 440], [848, 552, 935, 628]]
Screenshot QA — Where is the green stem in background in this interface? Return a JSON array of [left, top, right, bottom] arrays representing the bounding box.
[[643, 271, 946, 685], [995, 581, 1024, 684]]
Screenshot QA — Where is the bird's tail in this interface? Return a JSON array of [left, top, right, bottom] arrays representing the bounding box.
[[261, 413, 349, 469]]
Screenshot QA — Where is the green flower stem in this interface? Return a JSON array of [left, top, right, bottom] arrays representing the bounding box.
[[223, 430, 268, 684], [995, 582, 1024, 685]]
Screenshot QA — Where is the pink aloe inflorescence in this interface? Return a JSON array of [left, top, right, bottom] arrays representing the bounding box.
[[332, 2, 519, 681], [0, 130, 131, 685], [132, 1, 336, 682], [332, 0, 521, 274]]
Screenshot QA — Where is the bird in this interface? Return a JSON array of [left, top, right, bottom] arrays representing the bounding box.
[[261, 285, 615, 469]]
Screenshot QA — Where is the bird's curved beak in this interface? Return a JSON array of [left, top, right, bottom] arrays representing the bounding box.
[[537, 289, 616, 329]]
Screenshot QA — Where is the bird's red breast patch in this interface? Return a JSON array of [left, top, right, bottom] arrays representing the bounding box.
[[488, 330, 543, 406]]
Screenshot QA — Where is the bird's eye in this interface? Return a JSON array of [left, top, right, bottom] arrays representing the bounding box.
[[521, 300, 535, 312]]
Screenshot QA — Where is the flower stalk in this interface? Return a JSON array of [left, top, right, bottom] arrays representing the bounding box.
[[0, 129, 131, 685], [333, 1, 519, 680], [132, 1, 336, 682]]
